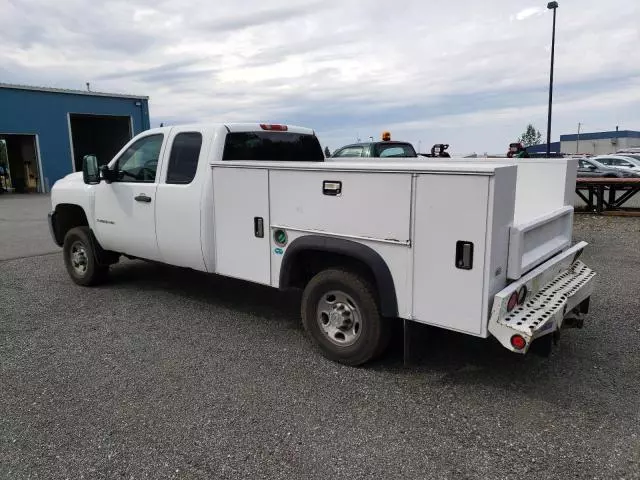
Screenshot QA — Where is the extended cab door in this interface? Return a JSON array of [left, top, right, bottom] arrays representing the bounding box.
[[93, 132, 167, 260], [154, 127, 211, 270]]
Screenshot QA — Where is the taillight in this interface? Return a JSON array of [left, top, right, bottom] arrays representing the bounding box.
[[517, 286, 528, 304], [260, 124, 288, 131], [510, 335, 526, 350], [507, 287, 527, 313], [507, 292, 519, 312]]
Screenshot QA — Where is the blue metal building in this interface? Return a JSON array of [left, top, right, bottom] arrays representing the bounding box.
[[0, 83, 150, 192], [560, 130, 640, 155], [526, 142, 561, 154]]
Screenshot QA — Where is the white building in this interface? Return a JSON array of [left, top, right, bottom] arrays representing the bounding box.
[[560, 130, 640, 155]]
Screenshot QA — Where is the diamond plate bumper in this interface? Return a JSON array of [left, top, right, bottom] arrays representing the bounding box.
[[488, 242, 596, 353]]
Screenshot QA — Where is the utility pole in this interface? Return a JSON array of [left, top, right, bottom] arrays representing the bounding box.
[[576, 122, 581, 154], [546, 2, 559, 158]]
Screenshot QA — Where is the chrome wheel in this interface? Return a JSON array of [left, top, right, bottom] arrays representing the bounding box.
[[317, 290, 362, 346], [70, 241, 88, 276]]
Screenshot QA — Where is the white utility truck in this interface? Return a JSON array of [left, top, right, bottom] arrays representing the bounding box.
[[49, 123, 595, 365]]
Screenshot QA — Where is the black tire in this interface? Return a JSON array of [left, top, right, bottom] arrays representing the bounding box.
[[301, 269, 390, 366], [63, 227, 108, 286]]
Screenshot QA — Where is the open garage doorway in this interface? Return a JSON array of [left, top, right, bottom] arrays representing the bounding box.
[[0, 134, 43, 193], [69, 114, 132, 171]]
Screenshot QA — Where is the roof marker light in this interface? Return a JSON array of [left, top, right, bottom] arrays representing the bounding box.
[[260, 124, 288, 131]]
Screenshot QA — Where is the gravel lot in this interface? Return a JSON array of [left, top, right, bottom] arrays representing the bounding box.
[[1, 198, 639, 479]]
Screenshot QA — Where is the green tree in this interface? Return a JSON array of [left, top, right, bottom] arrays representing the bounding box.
[[324, 146, 331, 157], [517, 124, 542, 147]]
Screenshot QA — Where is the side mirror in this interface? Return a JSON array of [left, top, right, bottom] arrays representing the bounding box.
[[99, 164, 117, 184], [82, 155, 100, 184], [588, 165, 597, 170]]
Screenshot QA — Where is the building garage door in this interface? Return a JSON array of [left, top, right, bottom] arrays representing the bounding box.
[[70, 114, 132, 171]]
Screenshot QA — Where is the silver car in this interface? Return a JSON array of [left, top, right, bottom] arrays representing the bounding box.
[[594, 155, 640, 173]]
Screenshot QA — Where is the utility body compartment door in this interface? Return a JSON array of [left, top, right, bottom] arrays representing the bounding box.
[[212, 167, 271, 284], [412, 174, 490, 335], [269, 170, 411, 243]]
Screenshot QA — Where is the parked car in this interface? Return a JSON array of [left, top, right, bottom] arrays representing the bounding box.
[[576, 158, 640, 178], [593, 155, 640, 173]]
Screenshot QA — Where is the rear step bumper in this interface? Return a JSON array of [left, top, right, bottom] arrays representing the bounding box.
[[488, 242, 596, 353]]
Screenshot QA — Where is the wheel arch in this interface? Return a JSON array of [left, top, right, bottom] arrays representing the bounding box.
[[51, 203, 89, 246], [279, 235, 399, 318]]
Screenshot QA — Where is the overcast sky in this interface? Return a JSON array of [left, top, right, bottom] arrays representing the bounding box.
[[2, 0, 638, 153]]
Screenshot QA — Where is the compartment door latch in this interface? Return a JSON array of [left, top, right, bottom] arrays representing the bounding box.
[[455, 241, 474, 270]]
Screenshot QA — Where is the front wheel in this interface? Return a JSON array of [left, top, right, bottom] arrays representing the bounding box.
[[63, 227, 108, 286], [301, 269, 390, 366]]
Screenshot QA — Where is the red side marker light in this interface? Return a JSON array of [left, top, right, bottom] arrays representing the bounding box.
[[511, 335, 526, 350], [507, 292, 519, 312], [517, 286, 528, 305], [260, 124, 288, 131]]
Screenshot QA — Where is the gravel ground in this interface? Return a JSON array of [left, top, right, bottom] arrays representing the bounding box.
[[1, 214, 639, 479], [0, 194, 60, 261]]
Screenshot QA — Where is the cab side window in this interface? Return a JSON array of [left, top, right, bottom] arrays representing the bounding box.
[[116, 134, 164, 183], [333, 147, 364, 157], [166, 132, 203, 184]]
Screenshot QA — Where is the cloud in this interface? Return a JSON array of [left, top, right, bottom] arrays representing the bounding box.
[[193, 1, 327, 34], [513, 7, 544, 21], [1, 0, 638, 153]]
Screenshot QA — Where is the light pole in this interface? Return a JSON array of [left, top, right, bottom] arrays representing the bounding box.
[[546, 1, 558, 158]]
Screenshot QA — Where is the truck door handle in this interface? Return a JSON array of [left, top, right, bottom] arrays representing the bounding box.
[[134, 194, 152, 203]]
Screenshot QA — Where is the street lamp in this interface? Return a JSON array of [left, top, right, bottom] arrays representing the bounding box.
[[546, 1, 559, 158]]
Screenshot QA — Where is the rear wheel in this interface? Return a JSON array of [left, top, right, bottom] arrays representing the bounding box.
[[301, 269, 390, 366], [63, 227, 108, 286]]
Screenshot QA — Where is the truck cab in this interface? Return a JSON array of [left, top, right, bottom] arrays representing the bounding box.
[[331, 132, 417, 158]]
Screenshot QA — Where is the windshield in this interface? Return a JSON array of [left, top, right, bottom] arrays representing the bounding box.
[[375, 143, 417, 157], [622, 155, 640, 163], [223, 132, 324, 161]]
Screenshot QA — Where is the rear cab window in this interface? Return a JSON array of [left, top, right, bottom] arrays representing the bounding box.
[[222, 131, 324, 161], [166, 132, 203, 184]]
